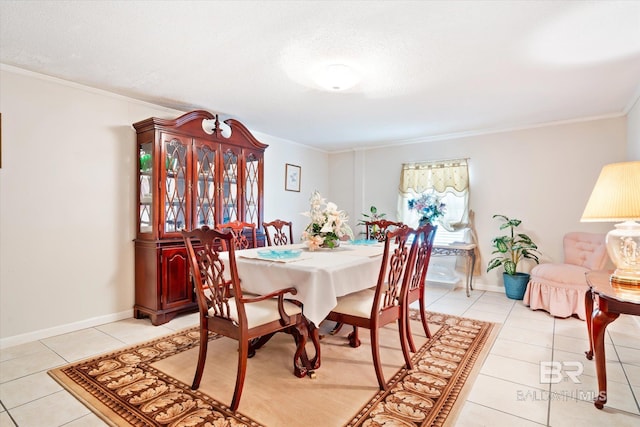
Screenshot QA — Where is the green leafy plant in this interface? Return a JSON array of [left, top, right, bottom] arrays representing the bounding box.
[[486, 214, 541, 275], [357, 206, 387, 238], [358, 205, 386, 225]]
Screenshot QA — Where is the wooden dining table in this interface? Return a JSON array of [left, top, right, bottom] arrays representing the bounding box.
[[223, 242, 385, 326], [219, 242, 385, 373]]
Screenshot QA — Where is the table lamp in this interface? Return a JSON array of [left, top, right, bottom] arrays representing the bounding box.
[[581, 161, 640, 284]]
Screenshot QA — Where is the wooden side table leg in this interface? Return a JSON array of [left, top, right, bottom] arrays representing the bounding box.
[[591, 307, 619, 409], [464, 251, 471, 297], [585, 289, 594, 360], [468, 250, 476, 295]]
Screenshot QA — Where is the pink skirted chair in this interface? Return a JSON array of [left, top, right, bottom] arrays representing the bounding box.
[[523, 232, 608, 320]]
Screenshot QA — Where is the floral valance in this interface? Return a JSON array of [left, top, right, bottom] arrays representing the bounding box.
[[399, 159, 469, 194]]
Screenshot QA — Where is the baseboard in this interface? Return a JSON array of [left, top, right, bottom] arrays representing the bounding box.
[[427, 278, 504, 295], [0, 310, 133, 350], [471, 281, 504, 294]]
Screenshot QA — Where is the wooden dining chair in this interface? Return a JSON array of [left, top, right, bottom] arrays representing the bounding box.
[[182, 226, 310, 411], [365, 219, 405, 242], [325, 226, 419, 390], [263, 219, 294, 246], [329, 219, 408, 337], [216, 220, 257, 249], [405, 223, 438, 352]]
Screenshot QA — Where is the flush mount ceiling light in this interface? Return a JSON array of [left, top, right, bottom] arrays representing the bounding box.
[[314, 64, 360, 91]]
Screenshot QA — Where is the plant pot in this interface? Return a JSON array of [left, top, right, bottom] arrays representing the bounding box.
[[503, 272, 530, 300]]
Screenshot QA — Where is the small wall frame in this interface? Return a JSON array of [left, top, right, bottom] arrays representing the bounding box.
[[285, 163, 301, 192]]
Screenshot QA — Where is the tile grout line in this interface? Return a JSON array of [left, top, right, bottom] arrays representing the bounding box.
[[607, 328, 640, 415]]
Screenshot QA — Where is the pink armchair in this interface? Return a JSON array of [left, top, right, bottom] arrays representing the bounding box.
[[523, 232, 608, 320]]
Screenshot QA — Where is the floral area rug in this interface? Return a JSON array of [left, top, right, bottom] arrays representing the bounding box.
[[49, 310, 496, 426]]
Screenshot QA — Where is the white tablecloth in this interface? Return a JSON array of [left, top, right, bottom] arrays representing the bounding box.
[[220, 243, 384, 326]]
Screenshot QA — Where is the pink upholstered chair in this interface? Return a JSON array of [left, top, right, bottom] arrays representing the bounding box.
[[523, 232, 609, 320]]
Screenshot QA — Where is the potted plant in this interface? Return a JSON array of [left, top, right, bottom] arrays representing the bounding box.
[[486, 214, 541, 300], [357, 205, 386, 238]]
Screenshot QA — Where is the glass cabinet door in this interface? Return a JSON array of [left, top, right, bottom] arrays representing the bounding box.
[[194, 143, 217, 229], [221, 148, 239, 223], [244, 152, 260, 225], [138, 142, 153, 234], [163, 136, 188, 235]]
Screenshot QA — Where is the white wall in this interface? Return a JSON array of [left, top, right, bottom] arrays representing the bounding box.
[[254, 131, 329, 239], [0, 67, 325, 347], [627, 95, 640, 160], [329, 118, 627, 291]]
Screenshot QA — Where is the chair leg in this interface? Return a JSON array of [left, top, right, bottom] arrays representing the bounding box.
[[248, 332, 276, 358], [408, 296, 432, 353], [419, 295, 431, 339], [230, 339, 249, 411], [406, 315, 417, 353], [329, 321, 344, 335], [398, 317, 413, 370], [347, 325, 361, 348], [191, 327, 209, 390], [370, 328, 387, 390]]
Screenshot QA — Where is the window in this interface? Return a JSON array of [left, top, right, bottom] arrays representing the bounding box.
[[397, 159, 470, 246]]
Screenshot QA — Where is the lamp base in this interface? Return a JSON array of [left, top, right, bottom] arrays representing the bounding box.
[[606, 220, 640, 285], [611, 273, 640, 288]]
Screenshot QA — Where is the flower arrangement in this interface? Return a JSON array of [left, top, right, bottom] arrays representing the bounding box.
[[408, 193, 446, 225], [302, 191, 354, 250]]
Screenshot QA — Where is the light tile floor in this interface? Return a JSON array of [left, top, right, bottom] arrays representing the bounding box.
[[1, 284, 639, 426]]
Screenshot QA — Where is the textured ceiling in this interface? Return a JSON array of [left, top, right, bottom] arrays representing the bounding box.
[[1, 1, 639, 152]]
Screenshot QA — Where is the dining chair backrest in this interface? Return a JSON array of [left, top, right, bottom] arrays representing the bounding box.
[[373, 226, 419, 319], [263, 219, 294, 246], [404, 222, 438, 352], [407, 223, 438, 299], [216, 220, 257, 249], [365, 219, 406, 242], [183, 226, 244, 323]]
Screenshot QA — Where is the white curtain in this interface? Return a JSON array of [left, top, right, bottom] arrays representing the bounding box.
[[398, 159, 470, 230], [397, 158, 482, 275]]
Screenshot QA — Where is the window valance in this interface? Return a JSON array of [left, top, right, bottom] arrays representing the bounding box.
[[399, 159, 469, 194]]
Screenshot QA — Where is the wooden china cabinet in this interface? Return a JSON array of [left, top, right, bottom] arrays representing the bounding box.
[[133, 110, 268, 325]]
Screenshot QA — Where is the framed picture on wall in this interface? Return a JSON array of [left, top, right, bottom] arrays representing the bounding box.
[[285, 163, 301, 192]]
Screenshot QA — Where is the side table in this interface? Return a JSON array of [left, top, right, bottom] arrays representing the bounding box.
[[584, 270, 640, 409], [432, 243, 476, 297]]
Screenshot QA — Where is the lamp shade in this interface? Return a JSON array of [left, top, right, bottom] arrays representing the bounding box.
[[581, 161, 640, 284], [581, 161, 640, 222]]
